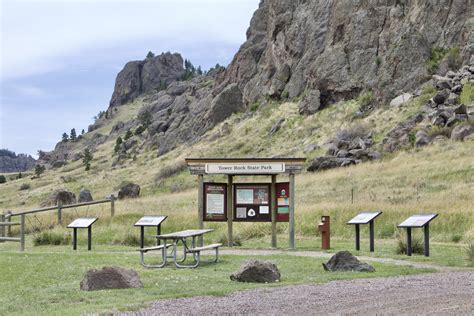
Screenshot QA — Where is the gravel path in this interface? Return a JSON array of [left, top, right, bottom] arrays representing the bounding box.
[[121, 271, 473, 315]]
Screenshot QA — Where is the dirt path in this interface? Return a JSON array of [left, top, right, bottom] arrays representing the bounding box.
[[121, 271, 473, 315]]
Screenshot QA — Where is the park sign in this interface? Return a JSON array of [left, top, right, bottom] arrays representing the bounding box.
[[205, 163, 285, 174]]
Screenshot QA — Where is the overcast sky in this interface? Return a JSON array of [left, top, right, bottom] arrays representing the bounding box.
[[0, 0, 259, 157]]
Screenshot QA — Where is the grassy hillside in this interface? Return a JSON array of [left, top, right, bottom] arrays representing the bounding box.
[[0, 92, 473, 244]]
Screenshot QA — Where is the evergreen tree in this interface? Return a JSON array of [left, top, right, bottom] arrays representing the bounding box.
[[197, 65, 203, 75], [34, 165, 45, 178], [18, 172, 22, 179], [83, 149, 93, 171], [146, 51, 155, 59], [114, 136, 123, 153], [62, 132, 69, 142], [70, 128, 77, 141], [124, 129, 133, 140], [81, 129, 85, 135], [0, 175, 6, 184]]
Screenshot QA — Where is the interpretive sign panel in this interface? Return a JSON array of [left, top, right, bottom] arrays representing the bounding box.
[[234, 184, 271, 222], [276, 182, 290, 222], [347, 211, 382, 225], [67, 217, 98, 228], [203, 183, 227, 221], [134, 215, 167, 227], [398, 214, 438, 228], [205, 163, 285, 174]]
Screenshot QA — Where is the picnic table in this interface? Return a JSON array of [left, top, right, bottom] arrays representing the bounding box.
[[138, 229, 222, 268]]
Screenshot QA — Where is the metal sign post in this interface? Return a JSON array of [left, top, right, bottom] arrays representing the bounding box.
[[134, 216, 167, 248], [398, 214, 438, 257], [67, 218, 98, 251], [347, 211, 383, 252]]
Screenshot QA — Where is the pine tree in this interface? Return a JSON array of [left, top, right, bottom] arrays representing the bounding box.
[[18, 172, 22, 179], [62, 132, 69, 142], [0, 175, 6, 184], [34, 165, 45, 178], [81, 129, 85, 135], [83, 149, 93, 171], [70, 128, 77, 141], [114, 136, 123, 153], [124, 129, 133, 140], [146, 51, 155, 59]]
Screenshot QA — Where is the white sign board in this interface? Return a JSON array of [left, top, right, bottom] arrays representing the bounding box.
[[134, 215, 167, 227], [67, 217, 98, 228], [206, 194, 225, 214], [398, 214, 438, 228], [205, 163, 285, 174], [347, 211, 382, 225]]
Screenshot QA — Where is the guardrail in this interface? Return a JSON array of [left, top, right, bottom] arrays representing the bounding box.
[[1, 195, 115, 251]]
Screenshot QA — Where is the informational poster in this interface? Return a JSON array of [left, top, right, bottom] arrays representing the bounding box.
[[67, 217, 98, 228], [134, 215, 167, 227], [398, 214, 438, 228], [233, 184, 271, 222], [203, 183, 227, 221], [276, 182, 290, 222], [347, 212, 382, 225]]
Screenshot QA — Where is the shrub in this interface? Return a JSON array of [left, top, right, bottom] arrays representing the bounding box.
[[19, 183, 30, 191], [451, 234, 462, 243], [134, 125, 145, 136], [124, 129, 133, 140], [218, 232, 242, 246], [396, 237, 424, 255], [336, 123, 370, 142], [426, 47, 460, 75], [0, 175, 6, 184], [465, 242, 474, 267], [249, 102, 260, 112], [34, 231, 71, 246], [427, 125, 452, 138]]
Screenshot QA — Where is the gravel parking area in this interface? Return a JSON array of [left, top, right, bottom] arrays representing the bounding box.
[[121, 271, 473, 315]]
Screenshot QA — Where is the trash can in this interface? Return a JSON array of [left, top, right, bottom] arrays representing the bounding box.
[[318, 216, 330, 250]]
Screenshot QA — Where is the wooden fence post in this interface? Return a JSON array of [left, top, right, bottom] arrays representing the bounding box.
[[20, 215, 25, 252], [110, 194, 115, 217], [6, 211, 12, 236], [57, 203, 62, 225], [0, 213, 4, 242]]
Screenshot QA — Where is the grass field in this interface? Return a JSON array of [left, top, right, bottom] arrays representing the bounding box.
[[0, 243, 434, 316]]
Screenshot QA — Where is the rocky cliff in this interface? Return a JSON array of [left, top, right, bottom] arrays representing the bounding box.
[[0, 149, 36, 173], [218, 0, 473, 111]]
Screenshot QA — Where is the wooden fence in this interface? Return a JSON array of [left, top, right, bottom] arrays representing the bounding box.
[[0, 195, 115, 251]]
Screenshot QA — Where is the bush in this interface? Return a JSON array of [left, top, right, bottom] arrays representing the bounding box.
[[19, 183, 30, 191], [396, 237, 424, 255], [218, 232, 242, 246], [0, 175, 6, 184], [34, 231, 71, 246], [465, 242, 474, 267], [134, 125, 145, 136]]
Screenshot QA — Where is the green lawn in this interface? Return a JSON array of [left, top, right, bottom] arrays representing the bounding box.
[[0, 245, 433, 315]]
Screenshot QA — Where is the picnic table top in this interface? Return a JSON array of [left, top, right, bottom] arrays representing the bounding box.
[[155, 229, 213, 239]]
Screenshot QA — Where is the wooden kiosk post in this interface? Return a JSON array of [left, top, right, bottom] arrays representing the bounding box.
[[185, 158, 305, 249]]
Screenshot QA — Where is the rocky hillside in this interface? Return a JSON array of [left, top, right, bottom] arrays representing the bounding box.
[[0, 149, 36, 173], [38, 0, 474, 172]]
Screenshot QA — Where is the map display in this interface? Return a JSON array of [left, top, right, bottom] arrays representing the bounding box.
[[347, 211, 382, 225], [398, 214, 438, 227], [67, 217, 98, 228], [134, 215, 167, 227]]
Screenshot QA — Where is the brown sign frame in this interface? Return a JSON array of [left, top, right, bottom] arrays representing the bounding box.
[[203, 183, 227, 222], [233, 183, 271, 222]]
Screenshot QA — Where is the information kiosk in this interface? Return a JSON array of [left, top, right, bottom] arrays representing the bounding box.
[[185, 158, 305, 249], [398, 214, 438, 257], [67, 217, 98, 251], [347, 211, 382, 252]]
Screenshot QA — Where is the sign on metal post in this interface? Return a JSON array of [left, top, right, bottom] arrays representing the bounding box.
[[398, 214, 438, 257], [347, 211, 382, 252], [134, 215, 167, 248], [67, 217, 98, 251]]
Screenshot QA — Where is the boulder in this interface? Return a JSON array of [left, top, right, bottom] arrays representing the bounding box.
[[322, 251, 375, 272], [51, 160, 67, 169], [78, 189, 93, 203], [118, 182, 140, 199], [451, 125, 474, 141], [446, 93, 459, 105], [389, 93, 413, 107], [45, 190, 77, 206], [415, 130, 432, 147], [80, 267, 143, 291], [454, 104, 467, 115], [230, 260, 280, 283], [432, 90, 449, 105], [307, 156, 357, 172], [268, 118, 285, 136], [299, 89, 321, 115], [432, 75, 452, 90]]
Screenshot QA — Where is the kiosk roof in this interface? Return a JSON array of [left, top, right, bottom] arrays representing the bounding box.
[[185, 158, 306, 175]]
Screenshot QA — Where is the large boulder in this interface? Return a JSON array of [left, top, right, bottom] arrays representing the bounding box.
[[390, 93, 413, 107], [78, 189, 93, 203], [322, 251, 375, 272], [451, 124, 474, 141], [299, 89, 321, 115], [80, 266, 143, 291], [118, 183, 140, 199], [230, 260, 281, 283], [307, 156, 357, 172], [44, 189, 77, 206]]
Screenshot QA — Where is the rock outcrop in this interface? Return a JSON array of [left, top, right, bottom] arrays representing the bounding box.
[[230, 260, 280, 283], [80, 266, 143, 291], [322, 251, 375, 272], [78, 189, 93, 203], [0, 149, 36, 173], [218, 1, 473, 106], [118, 182, 140, 199], [43, 189, 77, 206], [109, 52, 185, 107]]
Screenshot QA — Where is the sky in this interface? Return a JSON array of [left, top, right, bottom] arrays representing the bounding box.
[[0, 0, 259, 157]]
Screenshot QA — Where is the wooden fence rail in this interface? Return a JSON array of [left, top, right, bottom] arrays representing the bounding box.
[[1, 195, 115, 251]]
